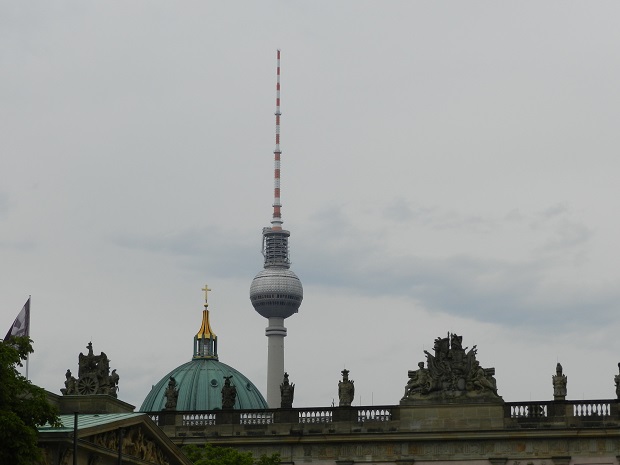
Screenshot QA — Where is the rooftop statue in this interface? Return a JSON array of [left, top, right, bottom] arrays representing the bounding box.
[[221, 375, 237, 409], [404, 362, 431, 396], [402, 333, 501, 404], [60, 342, 120, 397], [552, 363, 567, 401], [615, 363, 620, 399], [280, 372, 295, 409], [62, 369, 77, 395], [338, 369, 355, 407], [164, 376, 179, 410]]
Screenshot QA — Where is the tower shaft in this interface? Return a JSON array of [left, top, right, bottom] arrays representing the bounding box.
[[266, 317, 286, 407]]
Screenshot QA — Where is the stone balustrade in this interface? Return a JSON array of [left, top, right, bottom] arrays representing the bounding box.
[[148, 399, 620, 434]]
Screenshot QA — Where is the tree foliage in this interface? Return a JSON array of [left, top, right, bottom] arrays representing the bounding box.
[[183, 443, 280, 465], [0, 336, 60, 465]]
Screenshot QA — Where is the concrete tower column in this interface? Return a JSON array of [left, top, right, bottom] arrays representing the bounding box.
[[266, 317, 287, 407]]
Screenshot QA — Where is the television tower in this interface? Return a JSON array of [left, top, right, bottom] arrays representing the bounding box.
[[249, 50, 303, 408]]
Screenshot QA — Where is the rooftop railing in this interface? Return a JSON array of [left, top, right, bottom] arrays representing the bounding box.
[[147, 399, 618, 428]]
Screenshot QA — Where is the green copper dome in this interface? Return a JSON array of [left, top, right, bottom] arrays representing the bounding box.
[[140, 287, 267, 412], [139, 358, 267, 412]]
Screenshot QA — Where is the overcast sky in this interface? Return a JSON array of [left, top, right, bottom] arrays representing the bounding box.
[[2, 1, 620, 409]]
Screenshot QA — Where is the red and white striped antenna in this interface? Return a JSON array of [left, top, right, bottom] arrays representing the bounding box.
[[271, 49, 283, 231]]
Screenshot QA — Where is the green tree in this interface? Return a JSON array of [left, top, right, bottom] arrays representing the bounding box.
[[255, 452, 281, 465], [183, 443, 280, 465], [0, 336, 60, 465]]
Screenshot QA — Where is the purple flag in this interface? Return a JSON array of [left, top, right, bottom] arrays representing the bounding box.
[[4, 298, 30, 341]]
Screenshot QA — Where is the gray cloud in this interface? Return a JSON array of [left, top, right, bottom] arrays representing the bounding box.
[[294, 201, 610, 331], [300, 243, 617, 330], [538, 219, 591, 254], [110, 227, 260, 279], [382, 198, 494, 233], [539, 203, 569, 220]]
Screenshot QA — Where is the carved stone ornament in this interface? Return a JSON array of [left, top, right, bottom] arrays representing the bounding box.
[[60, 342, 120, 397], [401, 333, 502, 404], [89, 426, 170, 465]]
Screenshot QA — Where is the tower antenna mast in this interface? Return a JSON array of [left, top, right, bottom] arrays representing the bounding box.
[[272, 49, 282, 231]]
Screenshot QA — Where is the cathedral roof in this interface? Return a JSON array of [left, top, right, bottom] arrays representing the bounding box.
[[139, 358, 267, 412], [139, 285, 267, 412]]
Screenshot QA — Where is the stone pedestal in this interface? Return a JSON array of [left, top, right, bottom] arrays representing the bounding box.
[[333, 407, 357, 423], [275, 409, 297, 423], [51, 393, 135, 415], [159, 410, 177, 426], [216, 411, 239, 425], [399, 401, 505, 431]]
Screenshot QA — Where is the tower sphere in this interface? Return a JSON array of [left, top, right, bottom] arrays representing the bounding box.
[[250, 268, 303, 319]]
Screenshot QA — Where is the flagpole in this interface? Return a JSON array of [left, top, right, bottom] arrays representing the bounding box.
[[26, 295, 31, 380]]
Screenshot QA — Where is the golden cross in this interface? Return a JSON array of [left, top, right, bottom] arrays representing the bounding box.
[[201, 284, 212, 305]]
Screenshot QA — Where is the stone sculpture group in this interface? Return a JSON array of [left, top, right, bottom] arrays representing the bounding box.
[[61, 342, 120, 397], [402, 333, 500, 403]]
